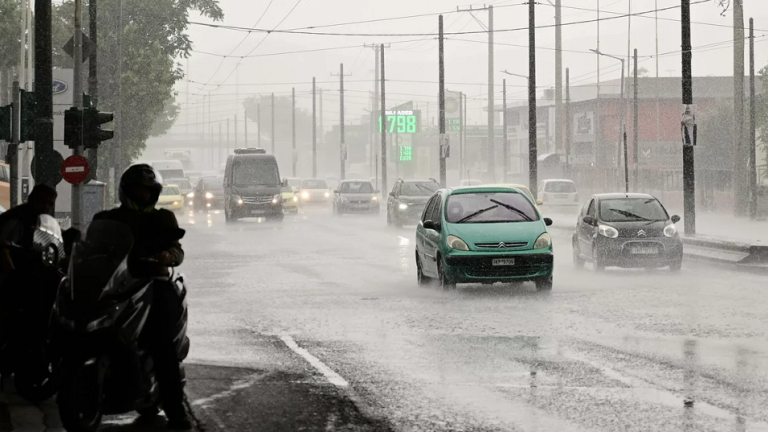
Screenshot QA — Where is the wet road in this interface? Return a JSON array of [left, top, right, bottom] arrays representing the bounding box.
[[4, 205, 768, 431]]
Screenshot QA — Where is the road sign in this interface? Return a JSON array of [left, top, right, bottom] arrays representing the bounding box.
[[63, 32, 95, 62], [61, 155, 90, 185], [31, 150, 64, 185]]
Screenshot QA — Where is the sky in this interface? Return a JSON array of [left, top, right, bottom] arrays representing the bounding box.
[[173, 0, 768, 134]]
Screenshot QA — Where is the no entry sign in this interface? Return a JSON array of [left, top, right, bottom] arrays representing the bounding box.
[[61, 155, 90, 185]]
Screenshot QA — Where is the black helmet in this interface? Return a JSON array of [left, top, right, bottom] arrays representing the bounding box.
[[119, 164, 162, 211]]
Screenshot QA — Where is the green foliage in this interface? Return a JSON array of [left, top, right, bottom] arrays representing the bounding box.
[[0, 0, 21, 69], [51, 0, 223, 176]]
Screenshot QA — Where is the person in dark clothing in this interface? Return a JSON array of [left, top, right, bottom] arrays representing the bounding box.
[[92, 164, 191, 431], [0, 184, 58, 280]]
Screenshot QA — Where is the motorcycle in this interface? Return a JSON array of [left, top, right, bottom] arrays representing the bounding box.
[[0, 214, 65, 404], [51, 219, 190, 432]]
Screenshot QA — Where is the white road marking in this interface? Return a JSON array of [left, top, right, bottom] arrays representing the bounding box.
[[280, 335, 349, 388], [190, 372, 265, 408]]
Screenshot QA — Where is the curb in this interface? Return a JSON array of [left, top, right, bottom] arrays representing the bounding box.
[[548, 225, 768, 272]]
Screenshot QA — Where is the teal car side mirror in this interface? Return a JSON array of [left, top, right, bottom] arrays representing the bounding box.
[[543, 217, 553, 226]]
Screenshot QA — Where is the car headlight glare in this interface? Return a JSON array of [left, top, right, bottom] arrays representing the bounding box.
[[205, 192, 213, 199], [272, 194, 281, 204], [293, 196, 298, 202], [173, 201, 179, 205], [598, 224, 619, 239], [324, 192, 330, 198], [372, 196, 378, 202], [533, 232, 552, 249], [301, 191, 309, 199], [446, 235, 470, 251], [663, 223, 677, 237], [398, 203, 408, 210], [187, 192, 194, 198]]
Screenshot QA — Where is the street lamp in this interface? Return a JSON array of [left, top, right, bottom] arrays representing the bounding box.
[[590, 49, 628, 193]]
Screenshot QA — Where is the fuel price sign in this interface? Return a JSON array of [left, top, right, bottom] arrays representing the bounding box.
[[376, 110, 421, 134]]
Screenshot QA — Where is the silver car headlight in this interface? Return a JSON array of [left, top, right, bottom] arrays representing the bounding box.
[[598, 224, 619, 239], [446, 235, 470, 251], [533, 233, 552, 249], [187, 192, 194, 198], [324, 191, 330, 198], [272, 194, 281, 204], [205, 192, 213, 199], [663, 223, 678, 237]]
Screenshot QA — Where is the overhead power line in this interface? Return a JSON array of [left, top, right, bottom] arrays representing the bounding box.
[[188, 1, 708, 37]]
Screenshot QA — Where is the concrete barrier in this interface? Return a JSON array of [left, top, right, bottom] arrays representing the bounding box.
[[681, 236, 768, 265]]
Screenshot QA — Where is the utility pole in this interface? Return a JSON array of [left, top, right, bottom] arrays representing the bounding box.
[[292, 87, 296, 177], [87, 0, 98, 182], [114, 0, 123, 193], [595, 0, 601, 170], [34, 0, 55, 193], [380, 45, 387, 197], [227, 117, 230, 157], [633, 48, 639, 190], [319, 88, 324, 147], [749, 18, 757, 220], [10, 81, 19, 207], [488, 5, 495, 182], [438, 15, 447, 187], [365, 44, 389, 175], [271, 93, 275, 154], [456, 5, 494, 181], [72, 0, 84, 228], [459, 91, 464, 180], [218, 122, 222, 168], [257, 103, 261, 148], [312, 77, 317, 178], [554, 0, 563, 157], [245, 109, 248, 147], [681, 0, 696, 234], [503, 79, 508, 182], [733, 0, 746, 216], [332, 64, 352, 180], [528, 0, 538, 198], [565, 68, 571, 178], [234, 114, 237, 152]]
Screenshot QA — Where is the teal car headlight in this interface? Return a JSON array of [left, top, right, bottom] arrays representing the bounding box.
[[533, 233, 552, 249], [446, 235, 470, 251], [398, 203, 408, 210]]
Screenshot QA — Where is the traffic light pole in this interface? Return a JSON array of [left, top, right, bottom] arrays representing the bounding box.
[[10, 81, 20, 207], [681, 0, 695, 234], [34, 0, 55, 195], [72, 0, 85, 230]]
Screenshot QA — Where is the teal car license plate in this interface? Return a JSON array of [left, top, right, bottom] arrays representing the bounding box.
[[492, 258, 515, 266]]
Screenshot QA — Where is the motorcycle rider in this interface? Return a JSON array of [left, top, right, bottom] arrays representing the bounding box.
[[92, 164, 190, 430]]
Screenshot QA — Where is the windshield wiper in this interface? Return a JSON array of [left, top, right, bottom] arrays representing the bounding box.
[[608, 209, 651, 221], [457, 205, 498, 223], [490, 199, 533, 221]]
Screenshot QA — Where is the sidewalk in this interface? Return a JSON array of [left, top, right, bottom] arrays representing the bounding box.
[[678, 211, 768, 244]]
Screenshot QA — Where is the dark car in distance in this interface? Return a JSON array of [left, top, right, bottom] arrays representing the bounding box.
[[193, 176, 225, 212], [387, 178, 441, 227], [572, 193, 683, 272]]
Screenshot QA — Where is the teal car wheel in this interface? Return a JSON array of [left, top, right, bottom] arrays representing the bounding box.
[[534, 275, 553, 291], [416, 254, 430, 287], [437, 257, 455, 290]]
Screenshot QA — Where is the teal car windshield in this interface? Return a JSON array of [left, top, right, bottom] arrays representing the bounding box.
[[445, 192, 539, 224]]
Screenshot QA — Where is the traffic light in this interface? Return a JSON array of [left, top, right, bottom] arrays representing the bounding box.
[[82, 107, 114, 149], [19, 90, 36, 143], [64, 107, 83, 149], [0, 105, 11, 142]]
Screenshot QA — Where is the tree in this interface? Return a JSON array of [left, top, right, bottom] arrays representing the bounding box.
[[630, 66, 649, 77], [51, 0, 223, 176], [0, 0, 21, 104]]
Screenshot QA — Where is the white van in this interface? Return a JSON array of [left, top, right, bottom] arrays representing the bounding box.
[[148, 160, 185, 182]]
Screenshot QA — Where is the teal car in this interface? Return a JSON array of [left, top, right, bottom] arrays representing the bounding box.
[[415, 186, 554, 291]]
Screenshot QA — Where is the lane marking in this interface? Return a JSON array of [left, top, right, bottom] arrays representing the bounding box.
[[190, 372, 265, 408], [280, 335, 349, 388]]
